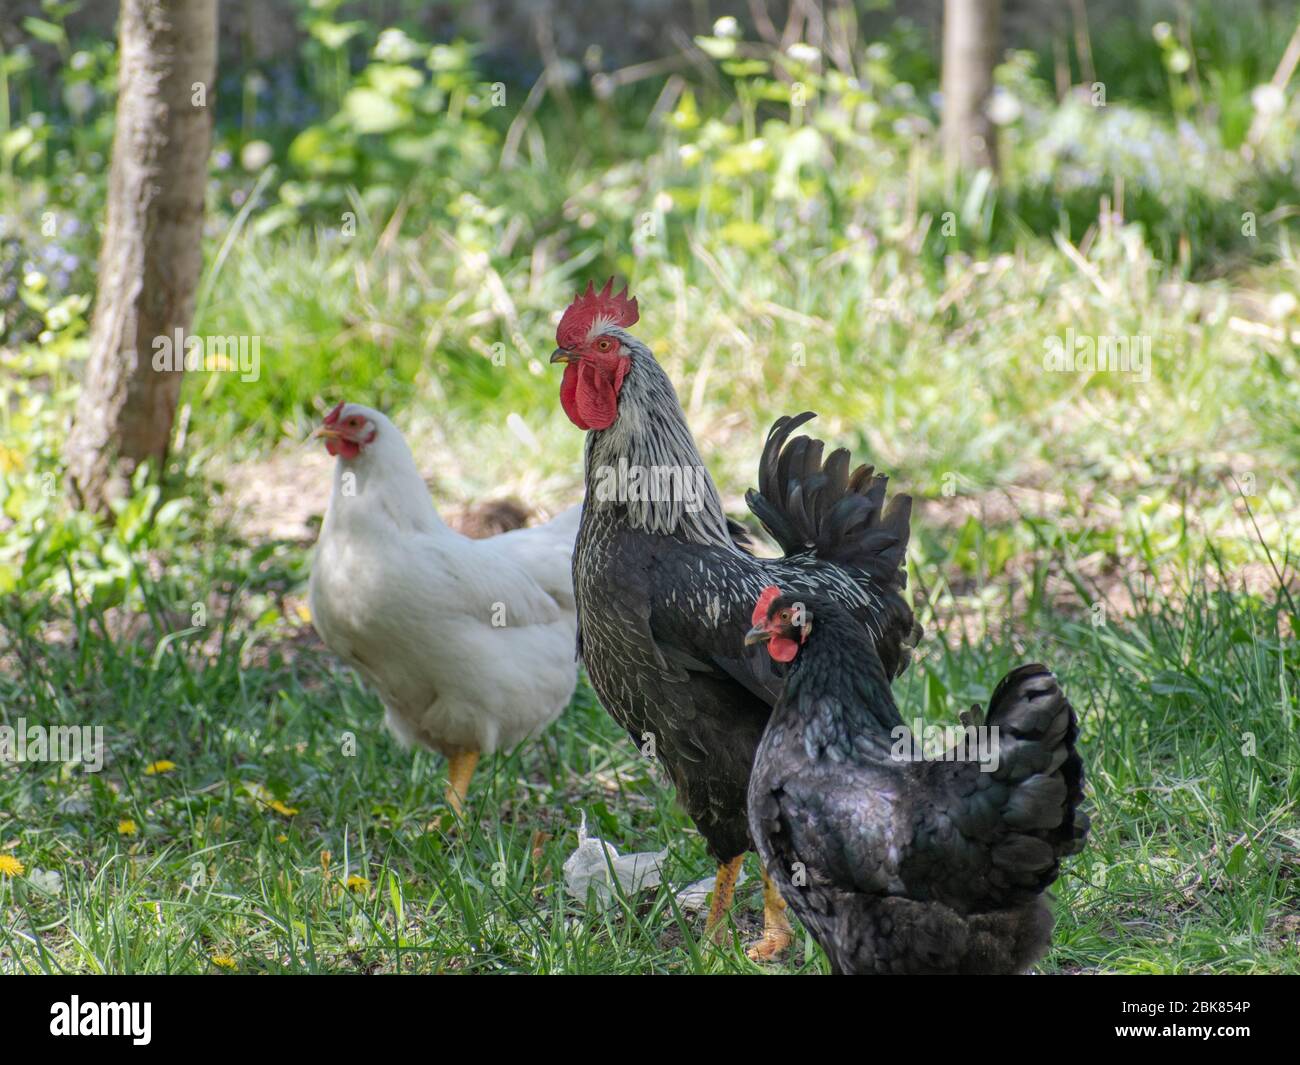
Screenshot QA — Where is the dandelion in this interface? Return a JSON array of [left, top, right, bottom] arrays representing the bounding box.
[[143, 760, 176, 776], [0, 855, 24, 877], [345, 875, 370, 892], [211, 955, 236, 970], [267, 800, 298, 817], [118, 819, 138, 837]]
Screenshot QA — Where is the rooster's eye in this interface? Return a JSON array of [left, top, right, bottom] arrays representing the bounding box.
[[596, 338, 613, 352]]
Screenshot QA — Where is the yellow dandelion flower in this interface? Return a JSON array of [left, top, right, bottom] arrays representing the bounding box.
[[267, 800, 298, 817], [144, 760, 177, 776], [0, 443, 25, 474], [345, 875, 370, 892], [276, 834, 288, 844], [211, 955, 236, 970], [0, 855, 24, 877], [118, 819, 138, 837]]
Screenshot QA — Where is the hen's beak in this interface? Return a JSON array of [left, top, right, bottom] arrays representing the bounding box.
[[744, 624, 772, 647], [550, 348, 577, 365], [312, 426, 344, 442]]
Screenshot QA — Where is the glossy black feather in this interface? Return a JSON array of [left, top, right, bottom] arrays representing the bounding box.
[[748, 595, 1089, 974]]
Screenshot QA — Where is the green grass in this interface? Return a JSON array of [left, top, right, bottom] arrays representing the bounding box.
[[1, 537, 1296, 975], [3, 0, 1300, 975]]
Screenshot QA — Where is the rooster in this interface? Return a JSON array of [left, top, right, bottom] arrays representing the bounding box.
[[308, 401, 580, 815], [745, 587, 1089, 973], [549, 281, 920, 958]]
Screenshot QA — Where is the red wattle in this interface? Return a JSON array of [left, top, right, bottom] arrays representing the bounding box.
[[560, 362, 588, 429], [325, 438, 360, 459], [560, 359, 628, 431], [768, 635, 799, 662]]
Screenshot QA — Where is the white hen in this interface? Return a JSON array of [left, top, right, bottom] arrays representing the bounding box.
[[308, 401, 580, 814]]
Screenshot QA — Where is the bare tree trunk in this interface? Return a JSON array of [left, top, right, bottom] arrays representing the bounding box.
[[66, 0, 216, 513], [941, 0, 1001, 175]]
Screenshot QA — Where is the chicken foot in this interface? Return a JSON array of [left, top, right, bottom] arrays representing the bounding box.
[[745, 871, 793, 961], [444, 748, 480, 817], [703, 855, 745, 944]]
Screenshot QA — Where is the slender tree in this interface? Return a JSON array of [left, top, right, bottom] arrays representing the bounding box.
[[66, 0, 216, 513], [940, 0, 1001, 175]]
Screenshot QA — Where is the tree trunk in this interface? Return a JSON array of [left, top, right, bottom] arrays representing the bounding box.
[[940, 0, 1001, 175], [65, 0, 216, 513]]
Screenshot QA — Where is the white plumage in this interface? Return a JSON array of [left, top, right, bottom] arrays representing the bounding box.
[[308, 403, 579, 811]]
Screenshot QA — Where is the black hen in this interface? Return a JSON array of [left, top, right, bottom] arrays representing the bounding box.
[[550, 281, 920, 955], [746, 591, 1088, 974]]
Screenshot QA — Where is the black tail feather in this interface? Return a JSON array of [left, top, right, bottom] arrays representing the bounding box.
[[984, 664, 1090, 890], [746, 412, 913, 582], [745, 412, 921, 677]]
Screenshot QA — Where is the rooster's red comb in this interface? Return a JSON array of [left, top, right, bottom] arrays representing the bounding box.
[[556, 278, 639, 350], [752, 585, 783, 627]]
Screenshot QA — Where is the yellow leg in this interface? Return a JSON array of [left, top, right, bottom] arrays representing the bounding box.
[[703, 855, 745, 944], [444, 749, 480, 817], [746, 869, 794, 961]]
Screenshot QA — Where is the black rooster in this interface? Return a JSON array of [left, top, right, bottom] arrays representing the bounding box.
[[550, 281, 920, 957], [745, 588, 1089, 974]]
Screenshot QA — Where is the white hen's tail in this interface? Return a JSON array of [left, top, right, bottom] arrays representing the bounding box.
[[488, 504, 581, 609]]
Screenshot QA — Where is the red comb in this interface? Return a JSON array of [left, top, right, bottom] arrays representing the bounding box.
[[556, 278, 639, 349], [323, 401, 345, 426], [752, 585, 783, 627]]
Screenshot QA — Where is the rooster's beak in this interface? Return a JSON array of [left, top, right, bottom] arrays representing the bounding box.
[[550, 348, 577, 365], [744, 624, 771, 647]]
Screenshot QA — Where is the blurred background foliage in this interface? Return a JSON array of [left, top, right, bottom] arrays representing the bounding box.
[[0, 0, 1297, 619]]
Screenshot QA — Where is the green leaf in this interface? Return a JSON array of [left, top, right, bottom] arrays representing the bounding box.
[[342, 87, 410, 134], [693, 36, 736, 60], [23, 17, 66, 46], [717, 221, 773, 250], [721, 59, 768, 78], [308, 19, 365, 51]]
